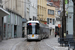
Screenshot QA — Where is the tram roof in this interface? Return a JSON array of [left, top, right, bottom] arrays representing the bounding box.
[[27, 21, 39, 23], [27, 21, 49, 28], [39, 22, 49, 28]]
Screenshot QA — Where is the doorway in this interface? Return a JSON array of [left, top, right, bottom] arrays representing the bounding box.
[[14, 25, 17, 38], [22, 27, 25, 38], [50, 29, 51, 35]]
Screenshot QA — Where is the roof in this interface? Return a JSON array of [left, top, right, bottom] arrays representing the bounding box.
[[27, 21, 39, 23]]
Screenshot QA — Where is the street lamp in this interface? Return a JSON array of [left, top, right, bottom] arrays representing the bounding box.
[[62, 0, 66, 38], [72, 0, 75, 38]]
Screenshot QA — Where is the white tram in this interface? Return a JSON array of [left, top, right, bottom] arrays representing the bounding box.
[[26, 21, 50, 41]]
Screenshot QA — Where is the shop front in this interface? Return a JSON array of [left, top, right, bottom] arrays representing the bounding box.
[[0, 7, 9, 41], [3, 12, 22, 39]]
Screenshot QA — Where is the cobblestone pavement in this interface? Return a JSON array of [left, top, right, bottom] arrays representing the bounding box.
[[0, 38, 25, 50], [0, 36, 70, 50], [44, 36, 69, 50], [15, 40, 53, 50]]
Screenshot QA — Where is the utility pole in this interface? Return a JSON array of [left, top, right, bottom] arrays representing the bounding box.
[[62, 0, 66, 38], [72, 0, 75, 39]]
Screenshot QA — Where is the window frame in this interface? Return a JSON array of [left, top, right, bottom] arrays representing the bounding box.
[[48, 9, 54, 15]]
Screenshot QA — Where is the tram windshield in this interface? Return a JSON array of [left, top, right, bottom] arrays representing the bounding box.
[[27, 23, 39, 34]]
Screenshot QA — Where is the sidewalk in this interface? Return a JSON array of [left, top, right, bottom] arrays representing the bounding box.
[[44, 36, 68, 50], [0, 38, 25, 50]]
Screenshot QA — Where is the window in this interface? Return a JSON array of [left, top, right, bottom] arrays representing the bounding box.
[[27, 23, 39, 34], [33, 16, 36, 20], [47, 18, 49, 24], [53, 0, 58, 1], [56, 18, 60, 21], [48, 9, 54, 15], [47, 0, 51, 1], [49, 3, 53, 6], [50, 19, 52, 23], [53, 19, 55, 25], [47, 3, 53, 6]]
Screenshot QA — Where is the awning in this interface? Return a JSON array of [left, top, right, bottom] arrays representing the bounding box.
[[0, 7, 10, 17], [22, 18, 27, 23]]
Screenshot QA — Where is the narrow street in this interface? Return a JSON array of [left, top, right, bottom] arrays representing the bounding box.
[[0, 36, 69, 50], [15, 39, 53, 50], [0, 0, 75, 50]]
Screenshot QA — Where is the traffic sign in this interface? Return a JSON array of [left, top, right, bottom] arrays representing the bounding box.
[[58, 24, 61, 28]]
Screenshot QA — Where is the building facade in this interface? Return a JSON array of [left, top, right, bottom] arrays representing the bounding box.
[[37, 0, 47, 24], [2, 0, 26, 18], [25, 0, 30, 20], [48, 0, 61, 34], [47, 2, 55, 36], [2, 0, 23, 39], [0, 0, 9, 41], [3, 10, 22, 39], [30, 0, 37, 20]]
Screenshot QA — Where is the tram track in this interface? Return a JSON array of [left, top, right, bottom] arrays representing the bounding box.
[[13, 39, 54, 50], [34, 42, 39, 50], [26, 41, 39, 50], [26, 41, 31, 50]]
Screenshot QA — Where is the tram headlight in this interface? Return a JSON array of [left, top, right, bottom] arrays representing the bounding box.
[[28, 35, 30, 36], [36, 35, 38, 36]]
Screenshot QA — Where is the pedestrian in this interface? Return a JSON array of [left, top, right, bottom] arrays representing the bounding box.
[[57, 31, 59, 36], [14, 30, 17, 38], [66, 31, 68, 35], [22, 30, 25, 38], [55, 32, 57, 37]]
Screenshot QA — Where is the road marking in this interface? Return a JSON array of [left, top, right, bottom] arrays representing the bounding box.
[[12, 38, 26, 50], [12, 42, 22, 50], [54, 46, 68, 49], [26, 42, 30, 46], [44, 42, 57, 50]]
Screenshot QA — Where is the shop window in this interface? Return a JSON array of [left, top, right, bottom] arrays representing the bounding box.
[[4, 24, 6, 37]]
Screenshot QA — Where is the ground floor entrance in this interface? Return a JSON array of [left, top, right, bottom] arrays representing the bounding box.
[[14, 25, 17, 38], [0, 17, 3, 41], [50, 29, 55, 36]]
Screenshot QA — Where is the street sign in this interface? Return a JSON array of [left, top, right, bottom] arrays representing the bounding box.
[[58, 24, 61, 28]]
